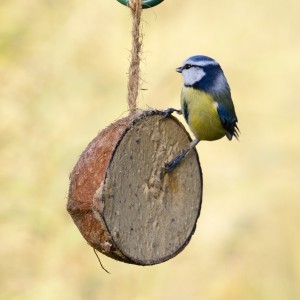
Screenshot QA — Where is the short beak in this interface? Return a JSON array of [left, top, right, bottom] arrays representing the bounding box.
[[176, 66, 183, 73]]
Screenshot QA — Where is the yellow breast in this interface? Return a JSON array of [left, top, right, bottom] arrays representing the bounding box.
[[181, 87, 226, 141]]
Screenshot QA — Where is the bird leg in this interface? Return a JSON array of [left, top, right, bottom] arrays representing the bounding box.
[[162, 108, 182, 118], [165, 138, 200, 172]]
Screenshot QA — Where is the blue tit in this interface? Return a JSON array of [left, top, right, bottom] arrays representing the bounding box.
[[164, 55, 239, 172]]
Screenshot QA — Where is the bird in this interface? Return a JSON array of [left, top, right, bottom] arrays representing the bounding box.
[[164, 55, 239, 172]]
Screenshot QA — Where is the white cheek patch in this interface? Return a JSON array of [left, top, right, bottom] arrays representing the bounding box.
[[182, 68, 206, 86]]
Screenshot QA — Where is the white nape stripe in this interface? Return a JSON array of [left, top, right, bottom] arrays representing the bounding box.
[[184, 60, 219, 68], [211, 73, 228, 91]]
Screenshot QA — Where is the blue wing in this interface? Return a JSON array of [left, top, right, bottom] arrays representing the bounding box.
[[217, 103, 239, 140]]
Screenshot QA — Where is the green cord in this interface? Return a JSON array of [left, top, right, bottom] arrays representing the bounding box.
[[116, 0, 164, 9]]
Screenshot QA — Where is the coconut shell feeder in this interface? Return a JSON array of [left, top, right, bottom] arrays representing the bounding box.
[[67, 0, 203, 266]]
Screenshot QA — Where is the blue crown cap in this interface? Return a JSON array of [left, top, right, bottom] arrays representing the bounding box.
[[187, 55, 216, 62]]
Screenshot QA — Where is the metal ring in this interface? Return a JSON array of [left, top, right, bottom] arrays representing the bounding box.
[[117, 0, 164, 9]]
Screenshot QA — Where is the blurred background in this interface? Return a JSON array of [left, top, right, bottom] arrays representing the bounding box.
[[1, 0, 300, 299]]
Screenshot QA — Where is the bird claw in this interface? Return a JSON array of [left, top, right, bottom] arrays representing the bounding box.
[[165, 150, 186, 172], [162, 108, 182, 119]]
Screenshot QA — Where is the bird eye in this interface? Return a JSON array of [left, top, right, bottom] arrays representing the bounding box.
[[185, 64, 192, 70]]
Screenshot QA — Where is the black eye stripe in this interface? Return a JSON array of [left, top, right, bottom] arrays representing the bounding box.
[[185, 64, 192, 69]]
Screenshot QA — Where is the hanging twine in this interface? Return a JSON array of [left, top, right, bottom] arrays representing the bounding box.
[[127, 0, 143, 115]]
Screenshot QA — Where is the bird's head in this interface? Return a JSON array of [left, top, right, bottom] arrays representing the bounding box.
[[176, 55, 229, 93]]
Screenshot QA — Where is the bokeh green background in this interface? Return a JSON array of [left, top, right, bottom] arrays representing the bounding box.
[[1, 0, 300, 299]]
